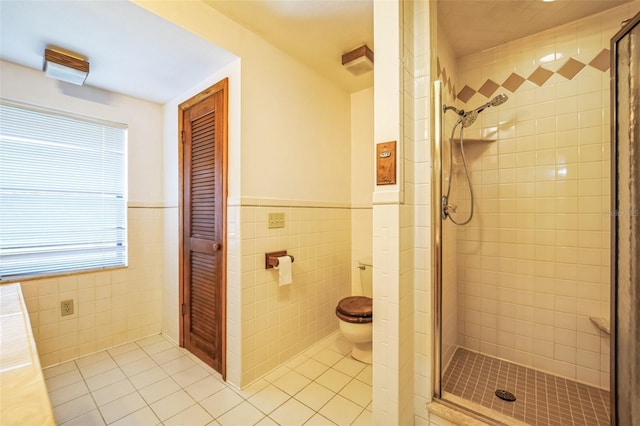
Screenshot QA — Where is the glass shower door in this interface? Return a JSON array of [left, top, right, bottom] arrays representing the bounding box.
[[610, 10, 640, 426]]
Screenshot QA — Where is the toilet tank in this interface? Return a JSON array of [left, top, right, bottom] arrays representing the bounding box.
[[358, 257, 373, 298]]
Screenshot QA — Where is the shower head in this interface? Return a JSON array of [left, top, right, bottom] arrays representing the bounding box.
[[473, 93, 509, 114], [445, 93, 508, 128], [461, 111, 478, 128], [490, 93, 509, 107], [459, 93, 509, 127]]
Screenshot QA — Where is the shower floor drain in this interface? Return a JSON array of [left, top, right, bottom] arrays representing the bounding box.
[[495, 389, 516, 401]]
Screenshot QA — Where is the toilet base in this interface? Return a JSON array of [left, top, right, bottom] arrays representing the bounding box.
[[351, 341, 372, 364]]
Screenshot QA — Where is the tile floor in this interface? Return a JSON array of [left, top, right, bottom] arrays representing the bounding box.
[[44, 332, 372, 426], [443, 348, 610, 426]]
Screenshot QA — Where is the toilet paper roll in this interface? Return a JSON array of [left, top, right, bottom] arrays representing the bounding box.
[[275, 255, 293, 286]]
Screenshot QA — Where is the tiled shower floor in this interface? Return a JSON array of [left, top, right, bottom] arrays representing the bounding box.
[[442, 348, 610, 426]]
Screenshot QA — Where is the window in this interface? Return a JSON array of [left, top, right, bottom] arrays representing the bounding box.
[[0, 100, 127, 280]]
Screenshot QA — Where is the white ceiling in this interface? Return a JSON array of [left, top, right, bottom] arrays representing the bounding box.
[[203, 0, 374, 93], [203, 0, 631, 91], [0, 1, 237, 104], [0, 0, 632, 102], [438, 0, 632, 57]]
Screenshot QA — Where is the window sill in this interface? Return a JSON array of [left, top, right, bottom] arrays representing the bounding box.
[[0, 265, 128, 284]]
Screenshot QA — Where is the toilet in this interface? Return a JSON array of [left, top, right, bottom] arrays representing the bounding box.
[[335, 258, 373, 364]]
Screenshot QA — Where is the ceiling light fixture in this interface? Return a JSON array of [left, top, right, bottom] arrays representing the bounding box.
[[43, 48, 89, 85], [342, 45, 373, 76]]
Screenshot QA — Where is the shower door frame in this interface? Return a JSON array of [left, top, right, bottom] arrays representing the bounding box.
[[431, 80, 443, 399], [431, 79, 498, 423], [610, 11, 640, 426]]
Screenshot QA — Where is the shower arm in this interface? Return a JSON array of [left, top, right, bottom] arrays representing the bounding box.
[[444, 93, 508, 120], [443, 105, 465, 116], [443, 102, 488, 119]]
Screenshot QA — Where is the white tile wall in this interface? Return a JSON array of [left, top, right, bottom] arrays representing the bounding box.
[[411, 0, 436, 425], [161, 207, 179, 342], [238, 202, 351, 386], [372, 0, 403, 423], [226, 202, 242, 387], [373, 0, 436, 423], [20, 207, 164, 367], [400, 1, 417, 425]]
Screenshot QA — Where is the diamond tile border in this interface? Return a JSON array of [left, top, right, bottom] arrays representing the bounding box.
[[436, 48, 611, 104], [502, 72, 526, 93], [457, 85, 476, 103], [528, 66, 555, 87], [436, 61, 457, 100], [478, 79, 500, 98], [557, 58, 587, 80], [589, 48, 611, 72]]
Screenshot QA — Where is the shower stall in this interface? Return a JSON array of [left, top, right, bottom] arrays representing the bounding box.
[[431, 4, 640, 425]]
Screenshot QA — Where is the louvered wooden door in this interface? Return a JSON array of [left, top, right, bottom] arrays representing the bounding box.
[[180, 80, 227, 377]]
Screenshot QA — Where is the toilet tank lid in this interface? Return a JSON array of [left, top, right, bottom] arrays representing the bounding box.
[[358, 257, 373, 267]]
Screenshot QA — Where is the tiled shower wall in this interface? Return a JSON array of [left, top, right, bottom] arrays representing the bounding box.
[[20, 206, 164, 368], [402, 2, 417, 425], [238, 201, 351, 386], [442, 3, 640, 390]]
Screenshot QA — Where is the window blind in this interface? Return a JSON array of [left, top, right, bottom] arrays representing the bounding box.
[[0, 101, 127, 279]]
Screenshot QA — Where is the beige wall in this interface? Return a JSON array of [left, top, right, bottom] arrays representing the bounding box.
[[135, 1, 354, 387], [0, 60, 165, 367], [133, 0, 351, 205], [448, 4, 640, 389]]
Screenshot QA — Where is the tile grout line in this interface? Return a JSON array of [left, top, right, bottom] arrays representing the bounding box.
[[262, 350, 371, 424], [443, 347, 610, 426], [59, 336, 192, 425], [48, 333, 372, 426], [93, 337, 162, 425]]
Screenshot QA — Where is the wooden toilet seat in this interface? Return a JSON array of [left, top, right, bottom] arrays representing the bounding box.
[[336, 296, 372, 323]]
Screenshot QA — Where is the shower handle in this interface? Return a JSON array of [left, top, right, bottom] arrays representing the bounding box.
[[442, 195, 457, 219]]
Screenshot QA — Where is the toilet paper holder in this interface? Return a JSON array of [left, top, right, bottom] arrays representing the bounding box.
[[265, 251, 295, 269]]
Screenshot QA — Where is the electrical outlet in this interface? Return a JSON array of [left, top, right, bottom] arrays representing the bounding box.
[[61, 299, 74, 317], [268, 212, 285, 229]]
